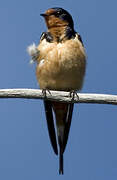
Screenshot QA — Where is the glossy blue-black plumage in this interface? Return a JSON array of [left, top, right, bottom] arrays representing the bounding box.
[[51, 7, 74, 29]]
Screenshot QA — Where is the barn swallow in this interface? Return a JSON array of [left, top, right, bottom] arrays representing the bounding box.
[[30, 7, 86, 174]]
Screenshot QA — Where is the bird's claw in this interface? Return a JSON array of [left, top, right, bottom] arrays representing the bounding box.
[[42, 89, 51, 98], [69, 90, 79, 101]]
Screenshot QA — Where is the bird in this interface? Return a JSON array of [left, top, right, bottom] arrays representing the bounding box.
[[30, 7, 86, 174]]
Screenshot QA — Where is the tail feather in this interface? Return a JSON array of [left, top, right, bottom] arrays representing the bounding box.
[[44, 100, 58, 155], [63, 103, 74, 152], [52, 102, 74, 174], [59, 152, 64, 174], [44, 100, 74, 174]]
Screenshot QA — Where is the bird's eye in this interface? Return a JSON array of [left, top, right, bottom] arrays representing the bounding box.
[[57, 11, 61, 15], [55, 11, 61, 17]]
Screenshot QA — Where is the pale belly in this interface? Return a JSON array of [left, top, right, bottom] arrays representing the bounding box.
[[36, 38, 86, 91]]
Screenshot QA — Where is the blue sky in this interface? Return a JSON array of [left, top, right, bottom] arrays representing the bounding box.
[[0, 0, 117, 179]]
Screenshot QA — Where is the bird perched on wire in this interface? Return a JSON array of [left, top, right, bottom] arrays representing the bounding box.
[[27, 7, 86, 174]]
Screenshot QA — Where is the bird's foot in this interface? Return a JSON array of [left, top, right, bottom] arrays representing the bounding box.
[[69, 90, 79, 101], [42, 89, 51, 98]]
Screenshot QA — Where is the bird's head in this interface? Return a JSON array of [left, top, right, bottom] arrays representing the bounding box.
[[40, 7, 74, 30]]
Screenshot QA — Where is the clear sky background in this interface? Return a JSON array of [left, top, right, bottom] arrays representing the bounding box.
[[0, 0, 117, 179]]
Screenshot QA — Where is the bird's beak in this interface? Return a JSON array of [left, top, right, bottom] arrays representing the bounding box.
[[40, 13, 48, 17]]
